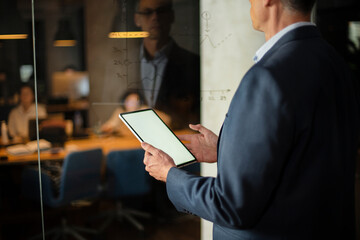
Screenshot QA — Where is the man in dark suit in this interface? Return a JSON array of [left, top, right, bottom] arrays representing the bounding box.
[[134, 0, 200, 130], [142, 0, 360, 239]]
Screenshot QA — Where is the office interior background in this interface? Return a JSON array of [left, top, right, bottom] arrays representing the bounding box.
[[0, 0, 359, 239]]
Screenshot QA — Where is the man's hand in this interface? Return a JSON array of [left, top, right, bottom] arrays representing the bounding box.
[[178, 124, 218, 163], [141, 142, 176, 182]]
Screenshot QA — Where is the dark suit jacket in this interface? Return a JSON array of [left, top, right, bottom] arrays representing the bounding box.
[[143, 42, 200, 130], [166, 26, 360, 239]]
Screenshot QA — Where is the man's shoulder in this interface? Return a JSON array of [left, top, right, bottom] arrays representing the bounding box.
[[259, 26, 320, 61], [9, 105, 22, 114], [241, 65, 277, 86]]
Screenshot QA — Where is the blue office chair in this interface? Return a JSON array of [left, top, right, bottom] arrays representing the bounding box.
[[22, 148, 103, 240], [99, 148, 152, 232]]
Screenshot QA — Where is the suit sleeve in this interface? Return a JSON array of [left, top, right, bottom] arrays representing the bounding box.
[[167, 66, 294, 229]]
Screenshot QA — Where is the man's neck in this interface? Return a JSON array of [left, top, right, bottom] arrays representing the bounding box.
[[263, 8, 311, 41], [21, 104, 31, 112], [143, 37, 171, 59]]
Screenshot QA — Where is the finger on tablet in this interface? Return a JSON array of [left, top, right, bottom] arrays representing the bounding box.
[[141, 142, 155, 153]]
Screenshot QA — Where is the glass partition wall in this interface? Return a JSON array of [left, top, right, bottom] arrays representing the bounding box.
[[0, 0, 200, 239]]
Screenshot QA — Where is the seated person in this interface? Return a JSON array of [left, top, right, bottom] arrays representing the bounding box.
[[101, 89, 170, 135], [8, 84, 47, 143]]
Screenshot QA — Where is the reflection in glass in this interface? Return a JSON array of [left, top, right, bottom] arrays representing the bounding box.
[[0, 0, 200, 238], [100, 0, 200, 130]]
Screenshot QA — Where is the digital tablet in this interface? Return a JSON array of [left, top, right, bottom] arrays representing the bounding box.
[[119, 109, 196, 167]]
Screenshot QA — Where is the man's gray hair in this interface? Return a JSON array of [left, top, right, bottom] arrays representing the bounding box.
[[281, 0, 316, 14]]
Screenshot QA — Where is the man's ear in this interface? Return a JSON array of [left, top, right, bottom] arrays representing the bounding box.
[[134, 14, 141, 28]]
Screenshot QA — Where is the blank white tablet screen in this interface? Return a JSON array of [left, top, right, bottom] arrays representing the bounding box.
[[120, 109, 195, 166]]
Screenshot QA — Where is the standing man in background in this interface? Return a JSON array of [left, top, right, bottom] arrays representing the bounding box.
[[134, 0, 200, 130], [141, 0, 360, 239]]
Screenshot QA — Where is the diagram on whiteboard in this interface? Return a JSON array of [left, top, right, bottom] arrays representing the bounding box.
[[200, 11, 232, 49], [111, 46, 141, 89], [201, 89, 231, 102], [199, 11, 233, 102]]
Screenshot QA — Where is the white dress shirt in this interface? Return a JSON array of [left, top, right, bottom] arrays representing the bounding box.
[[140, 40, 173, 107], [8, 103, 47, 139]]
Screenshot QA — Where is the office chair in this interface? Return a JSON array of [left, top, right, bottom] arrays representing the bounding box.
[[99, 148, 152, 232], [38, 119, 67, 147], [22, 148, 103, 240]]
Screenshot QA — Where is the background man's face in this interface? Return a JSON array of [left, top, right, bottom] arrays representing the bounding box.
[[135, 0, 174, 40], [20, 87, 34, 108]]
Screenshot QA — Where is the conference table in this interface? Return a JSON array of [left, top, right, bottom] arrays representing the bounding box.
[[0, 129, 192, 165]]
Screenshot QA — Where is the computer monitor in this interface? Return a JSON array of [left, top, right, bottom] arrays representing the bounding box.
[[51, 71, 90, 101], [28, 118, 46, 141], [29, 118, 67, 147]]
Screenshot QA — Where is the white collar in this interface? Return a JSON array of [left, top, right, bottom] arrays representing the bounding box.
[[253, 22, 315, 63], [140, 39, 174, 62]]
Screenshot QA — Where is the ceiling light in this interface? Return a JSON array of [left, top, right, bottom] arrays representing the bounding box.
[[109, 0, 148, 39], [0, 0, 28, 40], [53, 19, 76, 47]]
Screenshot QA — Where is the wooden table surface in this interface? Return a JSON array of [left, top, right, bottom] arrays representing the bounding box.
[[0, 129, 192, 165]]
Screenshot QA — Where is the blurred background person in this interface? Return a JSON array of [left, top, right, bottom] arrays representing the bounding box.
[[133, 0, 200, 130], [101, 89, 170, 136], [8, 84, 47, 143]]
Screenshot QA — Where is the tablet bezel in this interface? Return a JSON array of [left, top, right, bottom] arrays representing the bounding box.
[[119, 109, 197, 168]]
